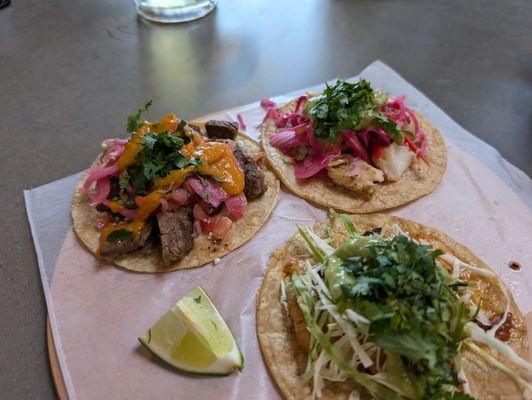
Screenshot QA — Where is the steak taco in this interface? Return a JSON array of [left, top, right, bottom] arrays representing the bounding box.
[[72, 103, 279, 273], [260, 80, 446, 213], [257, 213, 531, 399]]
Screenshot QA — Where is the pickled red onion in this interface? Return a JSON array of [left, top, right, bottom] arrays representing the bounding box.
[[89, 177, 110, 205], [294, 148, 340, 179], [236, 114, 247, 131], [186, 176, 228, 207]]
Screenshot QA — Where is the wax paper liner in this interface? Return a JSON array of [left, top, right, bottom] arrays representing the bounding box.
[[25, 61, 532, 399]]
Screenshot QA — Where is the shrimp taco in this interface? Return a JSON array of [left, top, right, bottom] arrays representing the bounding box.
[[72, 103, 279, 273], [257, 213, 531, 399], [260, 80, 446, 213]]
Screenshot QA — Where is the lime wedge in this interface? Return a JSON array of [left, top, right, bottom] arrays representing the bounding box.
[[138, 287, 243, 375]]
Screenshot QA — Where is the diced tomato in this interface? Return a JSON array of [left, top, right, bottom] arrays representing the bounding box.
[[372, 145, 384, 162], [192, 204, 233, 239], [202, 216, 233, 240]]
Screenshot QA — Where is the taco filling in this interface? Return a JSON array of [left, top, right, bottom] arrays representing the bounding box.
[[276, 215, 531, 399], [264, 80, 430, 199], [82, 102, 268, 265]]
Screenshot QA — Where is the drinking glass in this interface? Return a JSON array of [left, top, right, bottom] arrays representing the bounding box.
[[135, 0, 217, 23]]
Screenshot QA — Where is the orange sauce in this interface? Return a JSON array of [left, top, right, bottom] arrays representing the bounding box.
[[100, 220, 146, 243], [118, 130, 147, 171], [107, 200, 124, 213], [117, 113, 182, 171], [154, 165, 196, 188], [99, 190, 164, 244], [134, 190, 165, 220], [151, 113, 181, 133], [156, 132, 244, 195], [100, 115, 243, 247]]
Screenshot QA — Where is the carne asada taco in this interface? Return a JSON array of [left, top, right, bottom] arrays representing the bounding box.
[[260, 80, 447, 213], [72, 103, 279, 273], [257, 213, 531, 399]]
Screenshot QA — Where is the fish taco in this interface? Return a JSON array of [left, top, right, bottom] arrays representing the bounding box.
[[260, 80, 447, 213], [72, 103, 280, 272], [257, 213, 531, 399]]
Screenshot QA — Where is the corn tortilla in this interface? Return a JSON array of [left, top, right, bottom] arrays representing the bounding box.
[[256, 213, 528, 399], [261, 100, 447, 213], [72, 131, 280, 273]]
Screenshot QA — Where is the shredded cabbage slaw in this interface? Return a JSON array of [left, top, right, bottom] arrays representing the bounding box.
[[282, 216, 532, 399]]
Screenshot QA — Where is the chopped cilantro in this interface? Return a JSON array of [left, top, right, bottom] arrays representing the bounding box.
[[119, 110, 203, 204], [372, 112, 403, 144], [336, 235, 471, 398], [305, 80, 403, 144], [157, 132, 184, 148], [118, 170, 130, 196], [174, 154, 198, 169], [142, 133, 158, 149], [106, 229, 134, 242], [404, 130, 415, 140], [127, 164, 149, 196], [211, 175, 224, 184], [126, 100, 152, 133], [126, 100, 151, 133], [177, 119, 187, 134], [194, 295, 202, 304], [189, 157, 201, 167], [137, 132, 192, 181], [117, 130, 199, 201], [196, 174, 209, 187]]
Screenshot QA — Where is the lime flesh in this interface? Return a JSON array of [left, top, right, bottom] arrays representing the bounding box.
[[138, 287, 243, 375]]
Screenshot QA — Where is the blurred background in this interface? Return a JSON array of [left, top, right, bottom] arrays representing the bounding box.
[[1, 0, 531, 398]]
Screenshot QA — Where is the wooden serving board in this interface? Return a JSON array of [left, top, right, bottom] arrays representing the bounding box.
[[47, 318, 68, 400]]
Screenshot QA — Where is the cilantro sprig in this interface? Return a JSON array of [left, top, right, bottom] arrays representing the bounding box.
[[118, 131, 200, 198], [126, 100, 152, 133], [336, 235, 472, 399], [106, 229, 133, 242], [305, 80, 403, 144], [138, 132, 199, 180]]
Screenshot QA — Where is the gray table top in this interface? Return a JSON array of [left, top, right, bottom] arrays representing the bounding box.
[[1, 0, 531, 398]]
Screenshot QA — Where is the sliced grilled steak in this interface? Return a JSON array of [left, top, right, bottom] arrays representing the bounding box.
[[96, 203, 112, 213], [108, 176, 120, 199], [157, 207, 194, 265], [188, 123, 203, 134], [233, 146, 267, 200], [99, 221, 153, 257], [205, 120, 238, 140]]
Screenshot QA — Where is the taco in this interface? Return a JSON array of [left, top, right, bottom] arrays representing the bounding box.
[[257, 213, 531, 399], [72, 103, 279, 273], [260, 80, 447, 213]]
